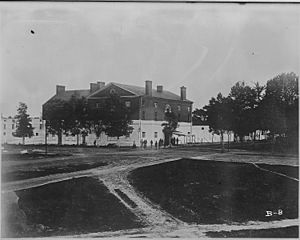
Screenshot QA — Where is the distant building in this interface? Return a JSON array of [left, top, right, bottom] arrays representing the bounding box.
[[1, 115, 46, 145], [42, 81, 194, 146]]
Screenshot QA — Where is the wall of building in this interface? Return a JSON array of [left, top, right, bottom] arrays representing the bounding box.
[[1, 117, 46, 145], [2, 116, 192, 147], [192, 125, 234, 143], [141, 96, 192, 122]]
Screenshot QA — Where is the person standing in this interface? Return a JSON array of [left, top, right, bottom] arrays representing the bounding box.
[[150, 140, 153, 148], [155, 140, 158, 149]]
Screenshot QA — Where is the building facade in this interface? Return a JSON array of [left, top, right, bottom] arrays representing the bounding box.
[[42, 81, 193, 146]]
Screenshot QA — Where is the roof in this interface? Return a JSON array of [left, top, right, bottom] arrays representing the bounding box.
[[111, 82, 193, 102], [45, 89, 91, 103], [45, 82, 192, 104]]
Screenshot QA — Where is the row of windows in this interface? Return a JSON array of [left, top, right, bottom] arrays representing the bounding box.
[[95, 101, 191, 112], [2, 124, 43, 130], [142, 132, 158, 138], [141, 111, 190, 121]]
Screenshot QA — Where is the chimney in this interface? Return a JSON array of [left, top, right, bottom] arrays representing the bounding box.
[[56, 85, 65, 95], [180, 86, 186, 100], [97, 81, 105, 89], [157, 85, 163, 93], [145, 80, 152, 96], [90, 83, 99, 93]]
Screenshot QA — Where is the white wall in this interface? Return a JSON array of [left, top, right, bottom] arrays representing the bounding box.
[[2, 116, 194, 147], [192, 125, 234, 143]]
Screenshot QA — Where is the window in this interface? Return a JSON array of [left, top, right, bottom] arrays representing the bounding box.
[[142, 111, 145, 120], [36, 133, 39, 136], [201, 127, 204, 130], [154, 132, 158, 138], [178, 105, 181, 111], [154, 112, 158, 121], [154, 102, 158, 108], [3, 124, 6, 130], [40, 123, 43, 130], [187, 106, 191, 112], [110, 88, 116, 95], [141, 99, 145, 107], [142, 132, 146, 138], [125, 101, 131, 108], [12, 124, 14, 129], [165, 104, 171, 112], [96, 103, 101, 108]]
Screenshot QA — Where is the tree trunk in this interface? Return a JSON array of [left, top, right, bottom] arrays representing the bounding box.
[[221, 131, 225, 153], [227, 132, 230, 152], [76, 134, 79, 145], [58, 130, 62, 145], [82, 135, 86, 145]]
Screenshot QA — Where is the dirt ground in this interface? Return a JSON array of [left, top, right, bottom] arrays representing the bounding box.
[[1, 145, 299, 238]]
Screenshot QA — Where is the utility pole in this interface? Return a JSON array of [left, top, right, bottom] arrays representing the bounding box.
[[45, 120, 48, 155]]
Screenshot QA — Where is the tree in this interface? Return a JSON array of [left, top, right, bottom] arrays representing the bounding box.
[[192, 108, 208, 125], [229, 81, 258, 142], [260, 72, 299, 150], [204, 93, 233, 152], [43, 99, 73, 145], [161, 110, 179, 146], [68, 96, 91, 145], [14, 102, 34, 144], [101, 94, 133, 141]]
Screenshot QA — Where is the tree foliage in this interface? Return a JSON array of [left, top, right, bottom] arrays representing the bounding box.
[[43, 99, 73, 145], [101, 94, 133, 138], [260, 73, 298, 148], [193, 72, 298, 152], [43, 93, 133, 144], [162, 110, 179, 146], [14, 102, 34, 144]]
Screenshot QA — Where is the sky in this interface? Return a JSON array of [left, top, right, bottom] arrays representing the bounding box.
[[0, 2, 299, 117]]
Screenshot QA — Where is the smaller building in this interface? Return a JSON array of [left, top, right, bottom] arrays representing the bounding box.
[[1, 116, 46, 145]]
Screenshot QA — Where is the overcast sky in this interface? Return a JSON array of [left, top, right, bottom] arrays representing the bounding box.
[[0, 2, 299, 117]]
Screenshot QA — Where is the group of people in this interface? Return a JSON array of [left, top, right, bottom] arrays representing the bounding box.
[[139, 137, 179, 149], [140, 138, 165, 149]]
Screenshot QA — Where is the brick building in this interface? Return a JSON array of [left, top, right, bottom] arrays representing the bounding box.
[[43, 81, 193, 146]]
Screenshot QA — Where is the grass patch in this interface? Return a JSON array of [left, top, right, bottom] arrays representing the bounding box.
[[2, 177, 143, 237], [2, 162, 107, 182], [205, 226, 299, 238], [128, 159, 298, 224]]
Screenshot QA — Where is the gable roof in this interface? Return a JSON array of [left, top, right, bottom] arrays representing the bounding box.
[[45, 82, 192, 104], [90, 82, 192, 102]]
